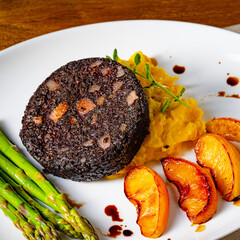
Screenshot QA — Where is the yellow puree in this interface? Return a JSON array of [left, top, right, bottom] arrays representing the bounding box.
[[109, 51, 205, 178]]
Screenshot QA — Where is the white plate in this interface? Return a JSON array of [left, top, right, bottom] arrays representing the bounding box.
[[1, 20, 240, 240]]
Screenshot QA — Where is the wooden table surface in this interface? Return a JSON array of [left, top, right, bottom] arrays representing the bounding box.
[[1, 0, 240, 50], [1, 0, 240, 239]]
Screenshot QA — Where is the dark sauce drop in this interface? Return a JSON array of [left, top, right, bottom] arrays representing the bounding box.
[[105, 205, 123, 222], [123, 229, 133, 237], [227, 77, 239, 86], [218, 91, 225, 97], [107, 225, 122, 238], [173, 65, 185, 74]]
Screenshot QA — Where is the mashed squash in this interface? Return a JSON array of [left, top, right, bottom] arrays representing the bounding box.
[[109, 51, 205, 178]]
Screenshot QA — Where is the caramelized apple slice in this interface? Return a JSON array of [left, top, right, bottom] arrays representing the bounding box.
[[162, 157, 218, 224], [195, 133, 240, 201], [124, 166, 169, 238], [206, 117, 240, 142]]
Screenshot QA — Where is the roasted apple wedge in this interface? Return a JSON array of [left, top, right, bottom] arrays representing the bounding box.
[[162, 157, 218, 224], [206, 117, 240, 142], [195, 133, 240, 201], [124, 166, 169, 238]]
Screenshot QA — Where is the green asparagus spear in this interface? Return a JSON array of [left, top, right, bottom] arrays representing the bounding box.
[[0, 194, 37, 240], [0, 129, 98, 240], [0, 176, 59, 240], [0, 157, 58, 238], [0, 169, 82, 239], [0, 153, 59, 212], [34, 229, 44, 240], [0, 153, 84, 239]]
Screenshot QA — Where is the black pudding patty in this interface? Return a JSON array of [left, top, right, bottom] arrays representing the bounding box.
[[20, 58, 150, 181]]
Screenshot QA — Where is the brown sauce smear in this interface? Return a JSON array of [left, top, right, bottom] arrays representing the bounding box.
[[173, 65, 185, 74], [106, 226, 133, 238], [107, 225, 122, 238], [104, 205, 134, 237], [64, 194, 84, 209], [104, 205, 123, 222], [218, 91, 240, 99], [195, 224, 206, 232], [227, 77, 239, 86], [230, 94, 240, 98]]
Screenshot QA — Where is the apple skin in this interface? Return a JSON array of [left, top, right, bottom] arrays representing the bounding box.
[[162, 157, 218, 224], [124, 166, 169, 238], [206, 117, 240, 142], [195, 133, 240, 201]]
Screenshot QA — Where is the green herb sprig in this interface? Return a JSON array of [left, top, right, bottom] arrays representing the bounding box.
[[107, 49, 189, 112]]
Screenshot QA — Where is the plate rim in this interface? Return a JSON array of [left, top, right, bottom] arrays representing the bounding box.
[[1, 19, 240, 240]]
